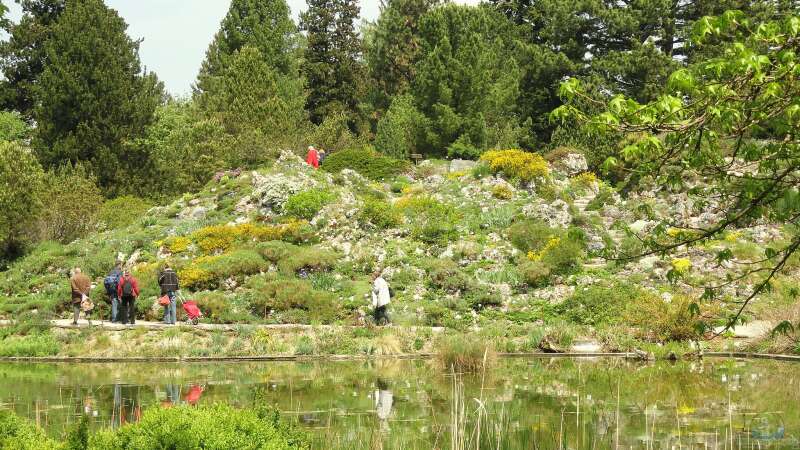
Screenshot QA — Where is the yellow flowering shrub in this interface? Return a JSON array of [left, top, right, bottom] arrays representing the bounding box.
[[527, 236, 561, 261], [163, 236, 191, 254], [446, 171, 467, 180], [671, 258, 692, 274], [725, 231, 742, 243], [479, 149, 549, 183], [491, 184, 513, 200], [191, 221, 313, 254], [571, 172, 597, 188], [178, 266, 214, 290]]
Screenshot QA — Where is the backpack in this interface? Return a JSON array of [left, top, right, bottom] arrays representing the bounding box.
[[121, 277, 134, 297], [104, 271, 121, 296]]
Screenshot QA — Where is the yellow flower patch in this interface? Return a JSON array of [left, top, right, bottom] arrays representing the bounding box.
[[671, 258, 692, 274], [527, 236, 561, 261], [480, 149, 549, 182]]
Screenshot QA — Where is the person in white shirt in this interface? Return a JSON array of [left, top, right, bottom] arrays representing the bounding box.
[[371, 270, 391, 325]]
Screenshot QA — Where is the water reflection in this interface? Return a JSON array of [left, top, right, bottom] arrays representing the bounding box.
[[0, 358, 798, 449]]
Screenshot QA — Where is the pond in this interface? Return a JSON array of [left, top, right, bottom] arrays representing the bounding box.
[[0, 357, 797, 449]]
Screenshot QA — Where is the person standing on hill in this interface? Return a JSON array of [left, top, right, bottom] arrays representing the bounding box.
[[371, 270, 391, 326], [69, 268, 92, 326], [306, 145, 320, 169], [117, 270, 140, 325], [158, 264, 180, 325], [104, 263, 123, 323]]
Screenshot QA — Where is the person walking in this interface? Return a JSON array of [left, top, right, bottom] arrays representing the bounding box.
[[158, 264, 180, 325], [371, 270, 391, 326], [103, 263, 123, 323], [116, 270, 140, 325], [69, 268, 92, 325], [306, 145, 320, 169]]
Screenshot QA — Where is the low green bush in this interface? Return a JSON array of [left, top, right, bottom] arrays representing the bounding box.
[[246, 278, 339, 323], [397, 196, 459, 244], [424, 259, 472, 293], [519, 260, 551, 288], [0, 333, 60, 357], [321, 147, 409, 181], [277, 247, 339, 275], [625, 293, 704, 342], [358, 198, 402, 229], [555, 282, 643, 326], [98, 196, 152, 230], [256, 241, 300, 263], [0, 410, 60, 450], [540, 237, 584, 274], [507, 220, 556, 254], [465, 286, 503, 311], [284, 189, 335, 220], [90, 404, 309, 449]]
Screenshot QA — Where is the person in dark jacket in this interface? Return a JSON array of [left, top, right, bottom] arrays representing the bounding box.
[[104, 264, 122, 323], [69, 268, 92, 325], [158, 264, 180, 325], [116, 270, 140, 325]]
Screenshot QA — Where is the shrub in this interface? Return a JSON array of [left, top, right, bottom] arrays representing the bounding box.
[[277, 247, 339, 275], [447, 140, 481, 160], [191, 221, 314, 254], [246, 278, 339, 323], [585, 185, 616, 211], [397, 196, 459, 244], [35, 163, 104, 244], [203, 249, 268, 279], [491, 184, 513, 200], [479, 149, 549, 183], [284, 189, 335, 220], [540, 237, 584, 274], [256, 241, 300, 263], [178, 266, 215, 291], [465, 286, 503, 311], [424, 259, 472, 293], [98, 196, 152, 230], [625, 293, 702, 342], [519, 260, 551, 288], [471, 163, 491, 179], [555, 282, 644, 326], [435, 334, 496, 372], [0, 410, 60, 450], [507, 220, 556, 254], [0, 333, 60, 357], [321, 147, 409, 180], [91, 404, 309, 449], [358, 198, 402, 229], [375, 94, 427, 159], [162, 236, 191, 254]]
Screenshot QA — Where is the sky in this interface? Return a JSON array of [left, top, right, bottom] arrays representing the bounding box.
[[5, 0, 475, 97]]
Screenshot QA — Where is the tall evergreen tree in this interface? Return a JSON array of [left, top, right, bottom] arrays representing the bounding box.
[[300, 0, 364, 126], [33, 0, 164, 194], [365, 0, 438, 115], [412, 4, 525, 156], [195, 0, 298, 96], [0, 0, 66, 120]]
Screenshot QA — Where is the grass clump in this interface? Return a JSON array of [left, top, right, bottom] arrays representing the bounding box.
[[0, 334, 60, 357], [555, 282, 644, 326], [435, 334, 496, 372]]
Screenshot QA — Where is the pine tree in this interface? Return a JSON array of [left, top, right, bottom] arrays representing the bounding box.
[[365, 0, 438, 114], [412, 4, 525, 156], [300, 0, 365, 126], [195, 0, 298, 96], [0, 0, 66, 119], [32, 0, 164, 194]]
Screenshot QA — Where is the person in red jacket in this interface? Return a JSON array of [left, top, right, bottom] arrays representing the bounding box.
[[116, 270, 140, 325], [306, 145, 320, 169]]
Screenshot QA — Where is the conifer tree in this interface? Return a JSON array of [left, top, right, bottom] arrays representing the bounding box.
[[32, 0, 164, 194], [300, 0, 364, 126], [0, 0, 66, 119], [195, 0, 298, 96], [365, 0, 438, 114]]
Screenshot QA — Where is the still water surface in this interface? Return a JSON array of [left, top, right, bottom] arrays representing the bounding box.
[[0, 357, 797, 449]]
